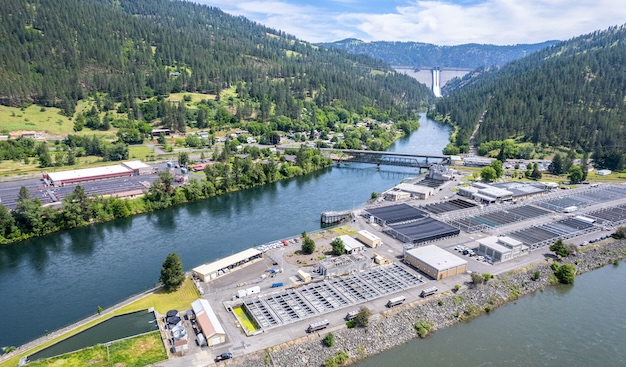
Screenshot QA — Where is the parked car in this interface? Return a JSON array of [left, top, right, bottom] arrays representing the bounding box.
[[215, 352, 233, 362]]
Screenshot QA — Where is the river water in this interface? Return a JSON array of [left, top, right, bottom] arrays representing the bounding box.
[[0, 114, 450, 348], [356, 262, 626, 367]]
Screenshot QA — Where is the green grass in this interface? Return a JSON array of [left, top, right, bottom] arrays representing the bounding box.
[[116, 277, 200, 315], [0, 278, 198, 367], [331, 226, 358, 236], [166, 92, 216, 104], [0, 105, 74, 135], [25, 332, 166, 367], [0, 101, 122, 137], [128, 146, 154, 160]]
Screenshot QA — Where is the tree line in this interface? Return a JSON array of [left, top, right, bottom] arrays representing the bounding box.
[[0, 0, 432, 126], [432, 25, 626, 163], [0, 146, 331, 244]]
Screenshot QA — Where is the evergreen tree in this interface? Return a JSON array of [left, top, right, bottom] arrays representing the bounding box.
[[159, 253, 185, 291]]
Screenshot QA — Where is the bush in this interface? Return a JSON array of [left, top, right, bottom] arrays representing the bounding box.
[[346, 320, 356, 328], [552, 263, 576, 284], [414, 320, 434, 338], [355, 307, 371, 327], [453, 284, 461, 292], [322, 332, 335, 347], [482, 273, 494, 282], [532, 270, 541, 281], [471, 272, 484, 285]]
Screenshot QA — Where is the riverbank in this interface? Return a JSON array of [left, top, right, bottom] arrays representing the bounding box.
[[222, 238, 626, 367]]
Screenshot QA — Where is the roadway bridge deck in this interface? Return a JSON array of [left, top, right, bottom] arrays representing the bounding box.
[[322, 149, 450, 168]]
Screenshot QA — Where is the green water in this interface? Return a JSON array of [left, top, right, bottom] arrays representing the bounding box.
[[28, 310, 157, 361]]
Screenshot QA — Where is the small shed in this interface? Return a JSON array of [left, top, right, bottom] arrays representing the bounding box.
[[357, 230, 382, 248], [297, 269, 311, 283]]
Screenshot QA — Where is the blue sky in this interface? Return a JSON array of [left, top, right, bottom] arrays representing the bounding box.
[[196, 0, 626, 45]]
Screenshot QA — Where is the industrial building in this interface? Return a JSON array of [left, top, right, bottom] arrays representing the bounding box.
[[476, 236, 529, 262], [337, 235, 365, 254], [45, 165, 133, 186], [393, 183, 434, 199], [404, 245, 467, 280], [386, 218, 460, 244], [44, 161, 152, 186], [191, 299, 225, 346], [192, 248, 263, 282], [121, 160, 152, 175], [357, 230, 382, 248], [365, 203, 428, 226], [318, 253, 372, 277], [384, 190, 411, 201]]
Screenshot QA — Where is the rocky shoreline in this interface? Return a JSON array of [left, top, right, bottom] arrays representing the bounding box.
[[223, 239, 626, 367]]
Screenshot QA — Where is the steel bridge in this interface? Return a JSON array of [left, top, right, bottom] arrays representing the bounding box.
[[322, 149, 450, 168]]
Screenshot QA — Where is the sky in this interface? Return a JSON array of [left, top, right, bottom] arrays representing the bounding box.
[[196, 0, 626, 45]]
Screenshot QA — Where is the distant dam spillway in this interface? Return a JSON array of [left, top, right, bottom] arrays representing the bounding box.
[[394, 66, 473, 95]]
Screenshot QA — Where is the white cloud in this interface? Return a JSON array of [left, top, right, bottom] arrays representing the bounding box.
[[196, 0, 626, 45], [338, 0, 626, 45]]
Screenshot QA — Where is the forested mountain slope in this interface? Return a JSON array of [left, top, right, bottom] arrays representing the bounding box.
[[432, 25, 626, 158], [319, 39, 558, 68], [0, 0, 432, 120]]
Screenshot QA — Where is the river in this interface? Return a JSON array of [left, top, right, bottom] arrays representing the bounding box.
[[0, 113, 451, 348], [356, 262, 626, 367]]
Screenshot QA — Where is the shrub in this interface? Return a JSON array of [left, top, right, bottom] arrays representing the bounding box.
[[355, 307, 371, 327], [346, 320, 356, 328], [552, 263, 576, 284], [453, 284, 461, 292], [485, 305, 492, 313], [414, 320, 434, 338], [532, 270, 541, 281], [322, 332, 335, 347], [471, 272, 484, 285]]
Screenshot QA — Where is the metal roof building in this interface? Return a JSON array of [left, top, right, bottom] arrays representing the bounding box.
[[404, 245, 467, 280], [122, 160, 152, 175], [386, 218, 460, 244], [366, 203, 428, 225], [337, 235, 365, 254], [45, 165, 133, 186], [191, 299, 225, 346], [192, 248, 262, 282]]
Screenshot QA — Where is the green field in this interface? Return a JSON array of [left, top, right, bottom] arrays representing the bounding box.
[[0, 101, 122, 137], [128, 146, 154, 160], [25, 332, 166, 367]]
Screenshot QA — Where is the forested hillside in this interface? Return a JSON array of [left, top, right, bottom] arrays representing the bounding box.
[[432, 25, 626, 169], [0, 0, 432, 124], [319, 39, 558, 68]]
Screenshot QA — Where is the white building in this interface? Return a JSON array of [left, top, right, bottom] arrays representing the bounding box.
[[338, 235, 365, 254], [477, 236, 528, 262]]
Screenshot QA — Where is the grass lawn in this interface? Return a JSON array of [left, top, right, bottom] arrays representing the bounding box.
[[331, 226, 358, 236], [128, 146, 154, 160], [0, 278, 198, 367], [115, 277, 200, 315], [25, 332, 166, 367]]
